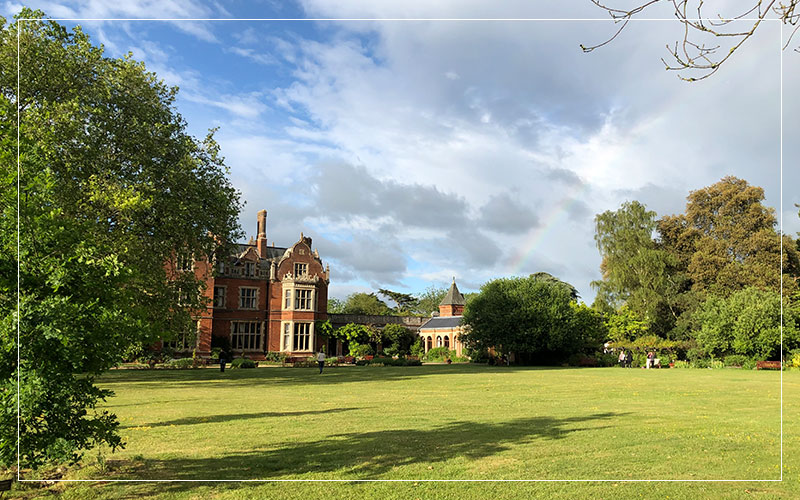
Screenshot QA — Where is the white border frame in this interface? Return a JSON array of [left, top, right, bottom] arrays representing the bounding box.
[[15, 15, 785, 484]]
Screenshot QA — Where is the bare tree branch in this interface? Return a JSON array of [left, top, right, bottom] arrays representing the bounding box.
[[584, 0, 798, 81]]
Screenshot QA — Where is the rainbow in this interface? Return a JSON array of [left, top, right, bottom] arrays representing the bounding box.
[[507, 179, 591, 275]]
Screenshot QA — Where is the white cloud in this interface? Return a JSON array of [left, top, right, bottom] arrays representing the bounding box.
[[25, 3, 787, 300], [182, 92, 269, 119], [226, 46, 278, 65]]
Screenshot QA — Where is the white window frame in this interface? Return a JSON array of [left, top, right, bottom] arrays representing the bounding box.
[[284, 289, 292, 310], [282, 323, 291, 352], [239, 287, 259, 310], [231, 321, 262, 351], [294, 262, 307, 276], [280, 321, 315, 352], [213, 286, 226, 308], [245, 261, 256, 277], [294, 322, 311, 351], [295, 288, 314, 311]]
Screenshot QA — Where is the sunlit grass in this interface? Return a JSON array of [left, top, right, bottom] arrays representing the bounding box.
[[17, 365, 799, 499]]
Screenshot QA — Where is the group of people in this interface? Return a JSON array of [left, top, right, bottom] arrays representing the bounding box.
[[617, 350, 660, 369]]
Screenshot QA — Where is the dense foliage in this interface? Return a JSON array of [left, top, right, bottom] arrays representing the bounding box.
[[335, 293, 393, 316], [330, 286, 452, 317], [380, 324, 418, 357], [694, 288, 799, 360], [461, 275, 606, 364], [1, 11, 242, 468], [593, 177, 800, 362]]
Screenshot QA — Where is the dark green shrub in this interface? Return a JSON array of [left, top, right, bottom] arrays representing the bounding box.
[[349, 343, 374, 358], [383, 345, 400, 358], [264, 352, 287, 363], [691, 358, 710, 369], [686, 347, 707, 362], [137, 349, 163, 366], [405, 359, 422, 366], [425, 347, 452, 362], [466, 346, 490, 363], [165, 358, 194, 369], [230, 358, 258, 369], [566, 353, 583, 366], [355, 359, 369, 366], [723, 354, 749, 367], [410, 339, 424, 358], [595, 352, 618, 367]]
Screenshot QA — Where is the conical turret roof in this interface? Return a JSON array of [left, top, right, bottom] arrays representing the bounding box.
[[440, 278, 465, 306]]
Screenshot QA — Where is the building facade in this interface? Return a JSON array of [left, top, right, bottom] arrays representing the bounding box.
[[180, 210, 330, 359], [418, 279, 467, 357]]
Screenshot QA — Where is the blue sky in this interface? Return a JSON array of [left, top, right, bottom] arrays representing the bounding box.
[[7, 1, 799, 303]]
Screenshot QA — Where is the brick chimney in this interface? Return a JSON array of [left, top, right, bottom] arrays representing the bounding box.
[[256, 209, 268, 257]]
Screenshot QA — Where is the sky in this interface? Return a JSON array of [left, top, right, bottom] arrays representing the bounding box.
[[6, 1, 799, 303]]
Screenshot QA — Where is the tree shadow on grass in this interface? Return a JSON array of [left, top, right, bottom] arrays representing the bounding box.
[[128, 407, 363, 429], [113, 411, 628, 493], [100, 364, 579, 390]]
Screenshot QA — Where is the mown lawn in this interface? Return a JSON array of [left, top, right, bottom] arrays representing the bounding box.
[[13, 365, 800, 499]]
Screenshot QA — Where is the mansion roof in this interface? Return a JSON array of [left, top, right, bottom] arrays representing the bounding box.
[[420, 315, 463, 330], [234, 243, 287, 261]]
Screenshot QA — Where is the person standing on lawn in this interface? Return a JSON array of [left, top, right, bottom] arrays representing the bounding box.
[[317, 349, 326, 374]]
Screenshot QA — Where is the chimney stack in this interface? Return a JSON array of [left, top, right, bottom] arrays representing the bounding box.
[[256, 210, 268, 257]]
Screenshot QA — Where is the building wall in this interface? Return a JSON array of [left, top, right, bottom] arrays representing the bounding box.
[[180, 225, 329, 359], [418, 327, 464, 357]]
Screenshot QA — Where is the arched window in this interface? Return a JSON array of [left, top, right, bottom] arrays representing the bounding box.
[[444, 336, 450, 349], [426, 337, 432, 352], [436, 336, 443, 348]]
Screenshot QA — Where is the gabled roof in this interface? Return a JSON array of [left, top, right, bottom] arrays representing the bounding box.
[[420, 316, 463, 329], [232, 243, 288, 262], [440, 279, 465, 306]]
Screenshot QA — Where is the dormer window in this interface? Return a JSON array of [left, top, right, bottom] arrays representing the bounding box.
[[294, 263, 307, 276], [218, 261, 226, 275], [245, 262, 255, 277]]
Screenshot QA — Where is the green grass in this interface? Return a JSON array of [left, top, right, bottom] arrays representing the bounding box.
[[13, 365, 800, 499]]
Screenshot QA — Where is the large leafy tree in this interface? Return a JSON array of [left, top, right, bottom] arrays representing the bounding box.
[[377, 289, 419, 315], [414, 285, 447, 316], [661, 176, 798, 298], [381, 324, 418, 356], [339, 292, 392, 316], [592, 200, 682, 335], [1, 11, 242, 469], [462, 275, 604, 364]]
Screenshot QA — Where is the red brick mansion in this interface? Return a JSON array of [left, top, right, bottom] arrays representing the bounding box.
[[175, 210, 330, 359]]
